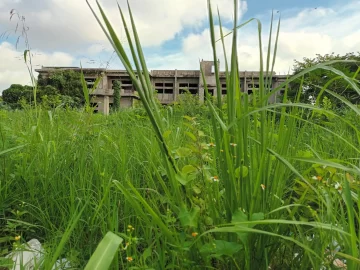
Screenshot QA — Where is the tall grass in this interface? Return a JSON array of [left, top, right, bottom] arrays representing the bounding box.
[[0, 0, 359, 269]]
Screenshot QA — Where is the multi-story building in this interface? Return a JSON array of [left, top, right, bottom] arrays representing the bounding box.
[[35, 60, 287, 114]]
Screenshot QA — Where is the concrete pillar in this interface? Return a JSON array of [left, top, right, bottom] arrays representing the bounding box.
[[174, 69, 178, 101], [97, 97, 105, 113], [102, 73, 108, 91], [104, 96, 110, 115], [243, 74, 247, 93]]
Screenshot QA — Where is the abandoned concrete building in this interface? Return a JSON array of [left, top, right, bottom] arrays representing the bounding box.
[[35, 60, 287, 114]]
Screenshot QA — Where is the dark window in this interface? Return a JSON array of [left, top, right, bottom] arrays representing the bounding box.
[[189, 83, 198, 88], [165, 83, 173, 87], [164, 89, 174, 94], [155, 82, 163, 87], [189, 89, 198, 95], [248, 84, 259, 89]]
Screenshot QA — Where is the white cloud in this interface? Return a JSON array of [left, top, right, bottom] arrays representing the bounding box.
[[1, 0, 359, 93], [147, 1, 360, 75], [0, 42, 74, 92], [0, 0, 247, 91], [0, 0, 246, 50]]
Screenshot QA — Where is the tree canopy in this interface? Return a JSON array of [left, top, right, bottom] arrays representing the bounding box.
[[288, 52, 360, 106], [1, 70, 84, 109]]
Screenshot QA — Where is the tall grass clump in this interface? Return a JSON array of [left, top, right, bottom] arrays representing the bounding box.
[[83, 0, 360, 269], [0, 0, 359, 269]]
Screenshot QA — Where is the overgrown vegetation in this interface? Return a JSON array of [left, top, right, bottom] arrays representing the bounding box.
[[1, 70, 86, 110], [0, 0, 360, 269]]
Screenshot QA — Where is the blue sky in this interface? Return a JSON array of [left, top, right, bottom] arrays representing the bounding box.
[[0, 0, 359, 91]]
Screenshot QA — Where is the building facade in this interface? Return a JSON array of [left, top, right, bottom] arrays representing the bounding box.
[[35, 60, 287, 114]]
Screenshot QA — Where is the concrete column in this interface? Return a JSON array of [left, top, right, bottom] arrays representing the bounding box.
[[174, 69, 178, 101], [104, 96, 110, 115], [97, 96, 105, 113], [243, 74, 247, 93], [102, 74, 108, 91]]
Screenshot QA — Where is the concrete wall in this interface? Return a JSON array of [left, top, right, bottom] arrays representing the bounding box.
[[35, 62, 288, 115]]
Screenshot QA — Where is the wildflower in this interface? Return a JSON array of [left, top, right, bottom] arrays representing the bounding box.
[[210, 176, 219, 182], [126, 256, 133, 262], [123, 242, 130, 250], [127, 225, 135, 232], [191, 232, 198, 237], [335, 182, 342, 192], [311, 176, 322, 181], [207, 142, 216, 147], [333, 258, 346, 268], [260, 184, 266, 190], [230, 143, 237, 147], [14, 235, 20, 241]]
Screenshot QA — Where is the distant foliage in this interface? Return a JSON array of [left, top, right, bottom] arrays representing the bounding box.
[[2, 84, 33, 104], [289, 52, 360, 106], [1, 70, 86, 109], [38, 70, 85, 101]]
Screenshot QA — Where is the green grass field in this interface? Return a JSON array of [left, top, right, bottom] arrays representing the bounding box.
[[1, 0, 360, 269]]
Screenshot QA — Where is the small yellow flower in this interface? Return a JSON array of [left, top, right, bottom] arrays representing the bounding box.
[[126, 256, 133, 262], [230, 143, 237, 147], [260, 184, 266, 190], [191, 232, 198, 237], [14, 235, 21, 241], [211, 176, 219, 182], [207, 142, 216, 147]]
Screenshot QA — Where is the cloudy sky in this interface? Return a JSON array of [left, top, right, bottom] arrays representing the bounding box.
[[0, 0, 359, 92]]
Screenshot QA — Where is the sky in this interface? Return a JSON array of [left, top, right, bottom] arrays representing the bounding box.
[[0, 0, 359, 92]]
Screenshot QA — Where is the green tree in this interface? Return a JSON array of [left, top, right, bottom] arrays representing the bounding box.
[[112, 80, 121, 112], [289, 52, 360, 106], [2, 84, 34, 107], [38, 70, 85, 101]]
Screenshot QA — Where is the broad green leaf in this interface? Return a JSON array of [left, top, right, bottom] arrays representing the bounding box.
[[200, 240, 243, 258], [231, 210, 248, 223], [182, 165, 197, 174], [234, 166, 249, 178], [176, 147, 192, 157], [185, 131, 197, 142], [175, 173, 193, 185], [84, 231, 123, 270], [192, 185, 202, 194], [251, 212, 265, 223], [178, 206, 200, 228]]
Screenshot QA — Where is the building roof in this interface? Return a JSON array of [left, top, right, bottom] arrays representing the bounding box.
[[35, 67, 288, 79]]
